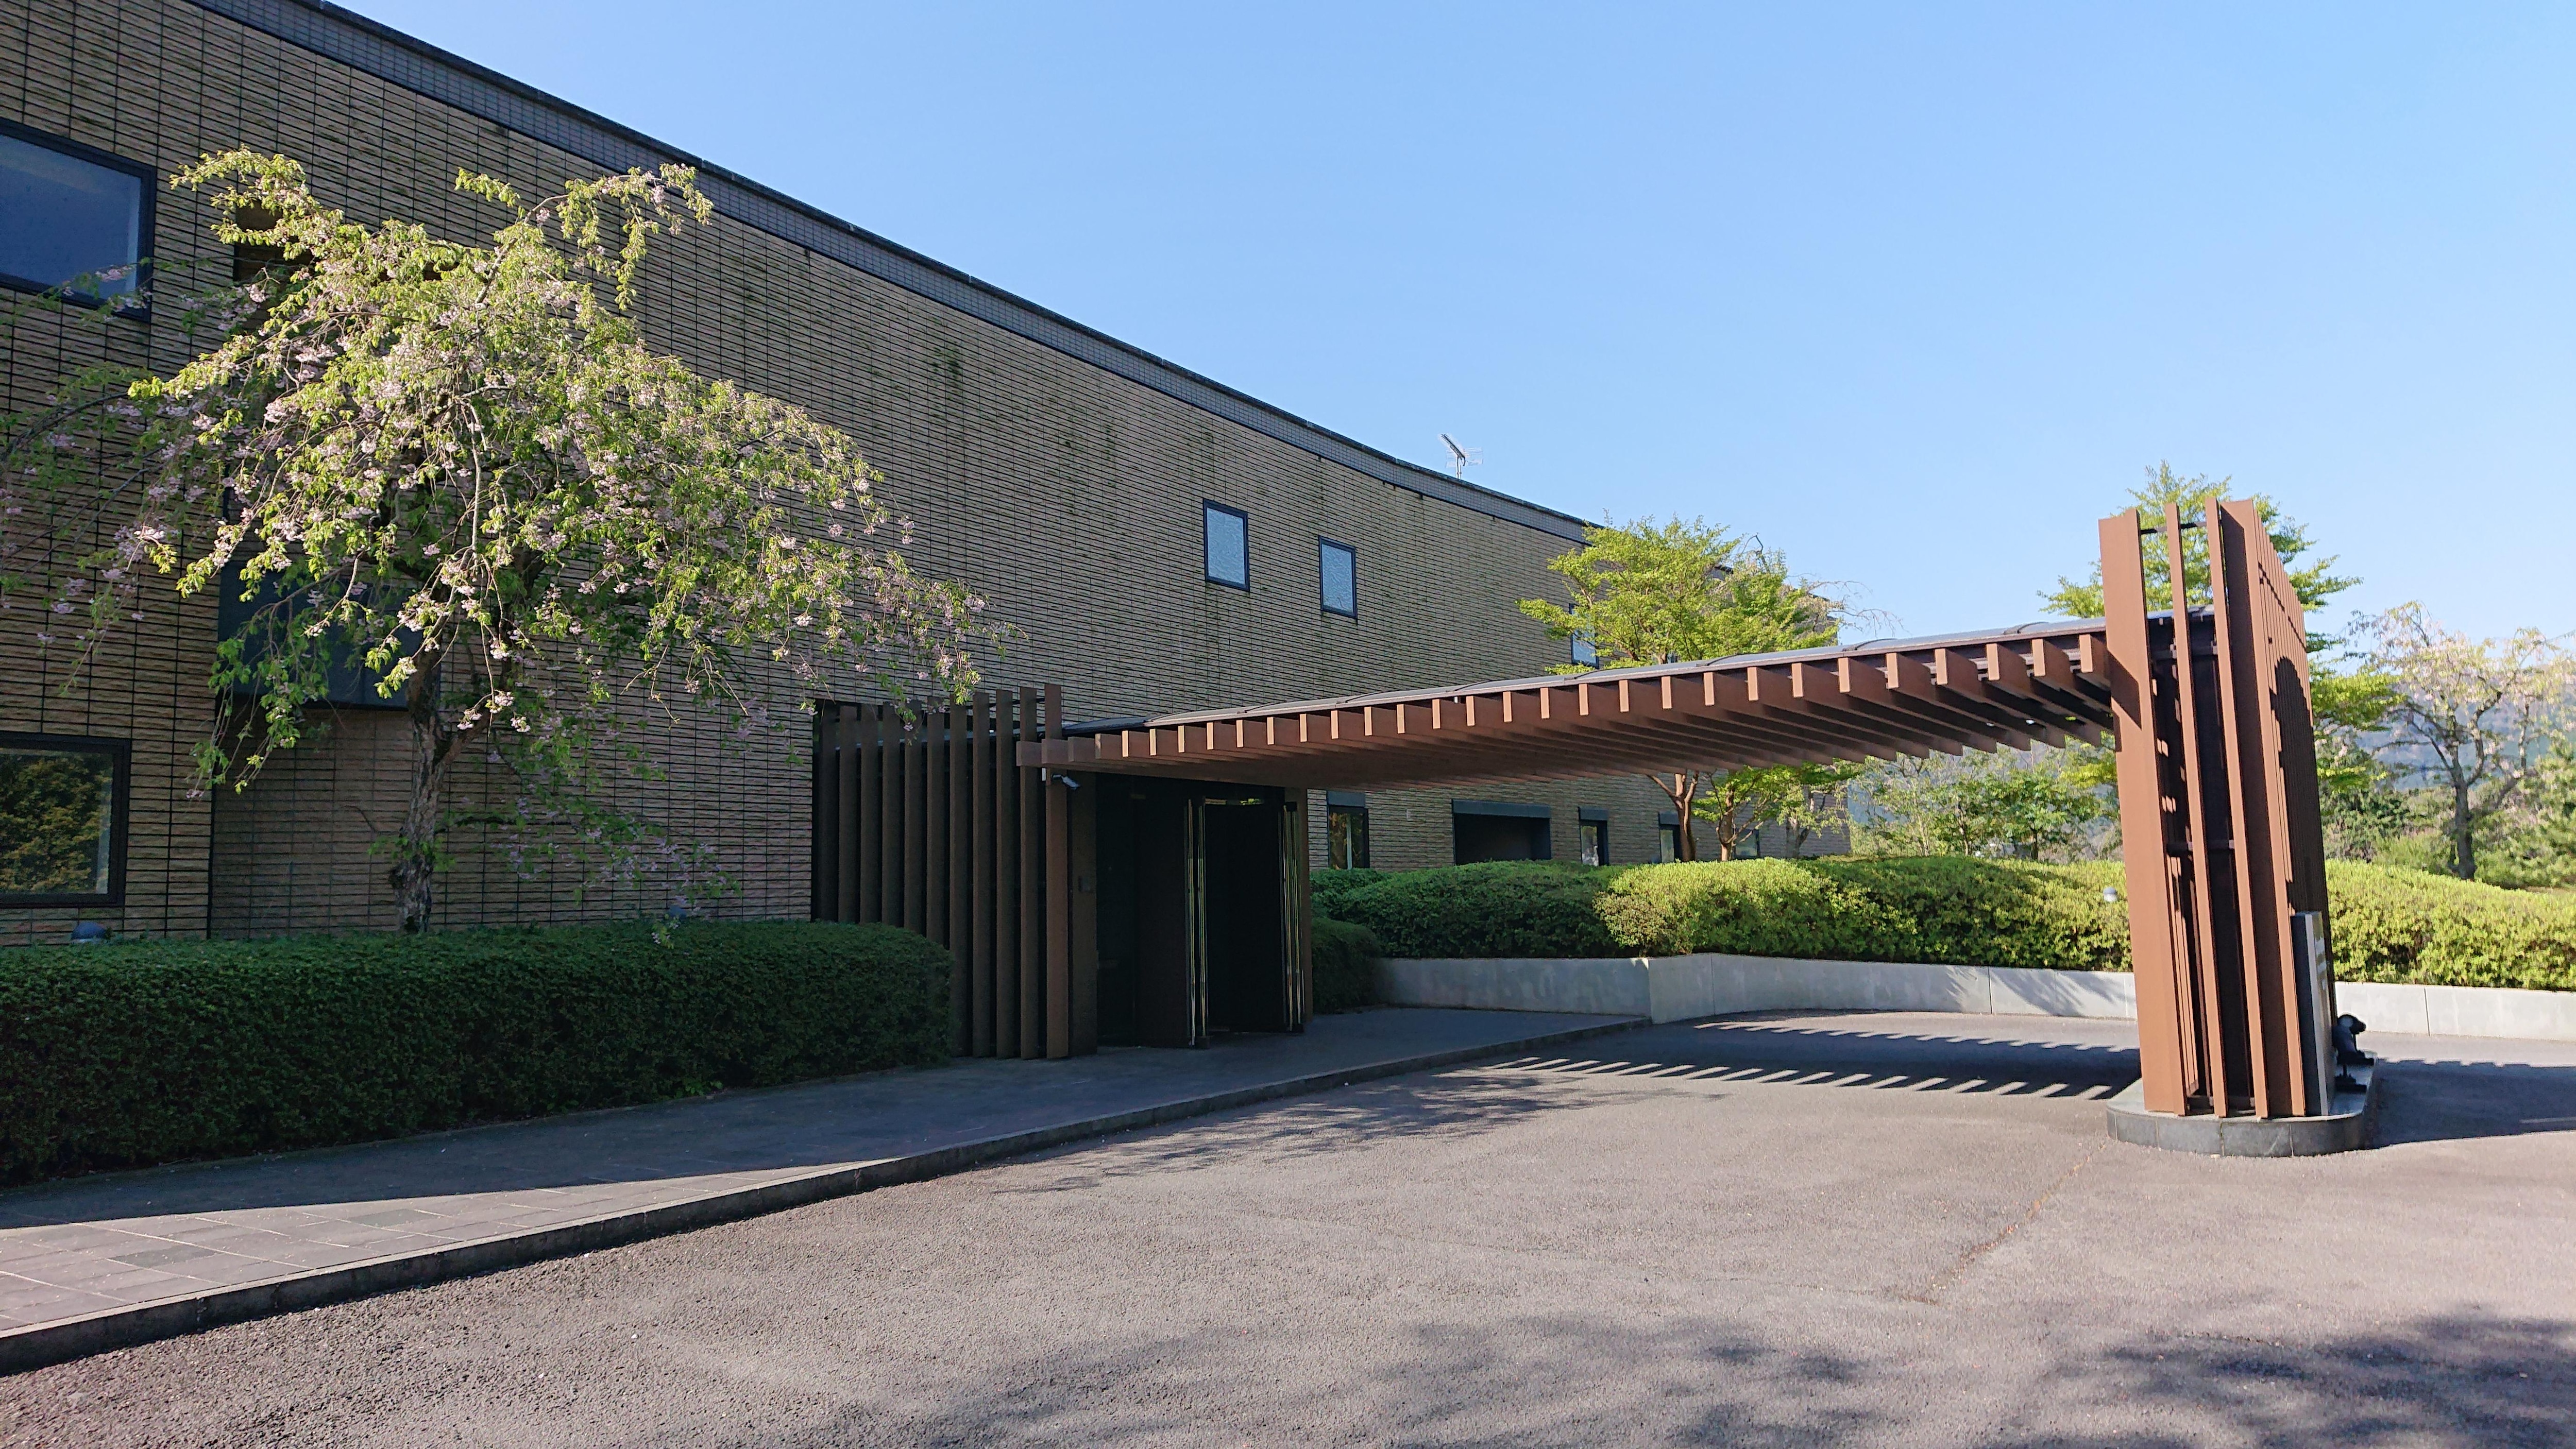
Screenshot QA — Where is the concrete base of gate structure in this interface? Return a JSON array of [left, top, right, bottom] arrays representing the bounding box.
[[2104, 1063, 2379, 1157]]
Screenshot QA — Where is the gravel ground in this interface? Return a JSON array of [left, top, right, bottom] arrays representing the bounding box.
[[5, 1010, 2573, 1448]]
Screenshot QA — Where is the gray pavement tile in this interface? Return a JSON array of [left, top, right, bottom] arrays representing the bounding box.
[[0, 1225, 137, 1252], [344, 1207, 446, 1230], [146, 1257, 292, 1292], [70, 1268, 200, 1305], [0, 1286, 124, 1321], [105, 1243, 219, 1270]]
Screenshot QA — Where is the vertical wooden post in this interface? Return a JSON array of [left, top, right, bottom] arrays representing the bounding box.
[[2102, 517, 2189, 1116], [835, 705, 859, 923], [880, 708, 904, 927], [902, 710, 922, 931], [938, 705, 958, 947], [1070, 769, 1098, 1056], [2163, 504, 2235, 1111], [857, 704, 882, 924], [993, 692, 1021, 1056], [1018, 685, 1045, 1061], [943, 700, 968, 1055], [1044, 685, 1072, 1059], [2209, 503, 2282, 1116], [950, 701, 974, 948], [812, 710, 837, 922], [1284, 787, 1312, 1030], [971, 691, 996, 1058]]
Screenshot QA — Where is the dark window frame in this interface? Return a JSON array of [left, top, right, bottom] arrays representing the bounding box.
[[0, 117, 155, 316], [1578, 807, 1608, 867], [1571, 633, 1600, 668], [1325, 790, 1370, 870], [0, 731, 132, 908], [1203, 501, 1249, 590], [1317, 537, 1358, 619], [1657, 810, 1680, 863]]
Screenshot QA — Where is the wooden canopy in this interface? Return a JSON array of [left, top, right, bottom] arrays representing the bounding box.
[[871, 500, 2335, 1126], [1023, 623, 2116, 790]]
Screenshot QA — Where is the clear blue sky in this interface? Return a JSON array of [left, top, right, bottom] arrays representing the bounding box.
[[348, 1, 2575, 644]]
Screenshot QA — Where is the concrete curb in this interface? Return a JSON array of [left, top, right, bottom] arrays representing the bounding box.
[[1381, 956, 2576, 1042], [2104, 1063, 2380, 1156], [0, 1014, 1643, 1376]]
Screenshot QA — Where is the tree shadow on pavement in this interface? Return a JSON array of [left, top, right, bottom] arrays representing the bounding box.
[[757, 1306, 2576, 1449]]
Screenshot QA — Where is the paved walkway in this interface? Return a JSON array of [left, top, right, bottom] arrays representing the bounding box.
[[0, 1007, 1634, 1371], [13, 1014, 2570, 1447]]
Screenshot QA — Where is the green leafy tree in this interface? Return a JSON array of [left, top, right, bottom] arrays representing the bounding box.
[[1774, 759, 1864, 857], [2484, 742, 2576, 889], [9, 152, 989, 931], [1520, 517, 1849, 861], [2043, 463, 2357, 647], [2042, 462, 2402, 860], [1852, 747, 2113, 862], [1686, 759, 1861, 861]]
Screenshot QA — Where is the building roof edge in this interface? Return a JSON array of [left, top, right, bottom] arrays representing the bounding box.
[[189, 0, 1594, 543]]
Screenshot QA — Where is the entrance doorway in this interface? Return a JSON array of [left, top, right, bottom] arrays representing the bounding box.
[[1201, 798, 1288, 1034], [1092, 779, 1310, 1047]]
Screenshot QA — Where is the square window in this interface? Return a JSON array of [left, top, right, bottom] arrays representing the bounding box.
[[1319, 539, 1356, 618], [1204, 502, 1248, 589], [0, 734, 130, 907], [1571, 633, 1600, 668], [0, 122, 150, 309]]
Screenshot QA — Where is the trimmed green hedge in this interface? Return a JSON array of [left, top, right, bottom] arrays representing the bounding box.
[[1598, 857, 2129, 969], [1311, 916, 1382, 1013], [0, 920, 950, 1186], [2326, 863, 2576, 991], [1316, 862, 1624, 959], [1315, 858, 2576, 992]]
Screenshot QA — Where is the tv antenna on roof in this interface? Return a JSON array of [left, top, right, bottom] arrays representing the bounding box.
[[1439, 434, 1481, 479]]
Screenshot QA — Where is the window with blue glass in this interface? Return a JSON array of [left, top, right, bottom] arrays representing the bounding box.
[[0, 121, 150, 309], [1204, 502, 1248, 589], [1318, 538, 1356, 618], [1571, 633, 1600, 668]]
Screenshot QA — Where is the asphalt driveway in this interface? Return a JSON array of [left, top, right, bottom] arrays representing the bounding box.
[[6, 1010, 2572, 1447]]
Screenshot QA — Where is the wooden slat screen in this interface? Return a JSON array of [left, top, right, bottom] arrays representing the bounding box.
[[813, 685, 1086, 1059]]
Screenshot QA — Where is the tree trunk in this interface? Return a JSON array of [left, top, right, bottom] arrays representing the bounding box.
[[1660, 773, 1699, 862], [390, 652, 456, 932], [2453, 777, 2476, 880]]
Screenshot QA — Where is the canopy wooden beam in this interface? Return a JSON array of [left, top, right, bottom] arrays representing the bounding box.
[[1024, 625, 2117, 789]]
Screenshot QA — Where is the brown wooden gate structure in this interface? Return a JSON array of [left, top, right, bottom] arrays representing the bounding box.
[[2100, 501, 2335, 1119], [817, 501, 2338, 1125]]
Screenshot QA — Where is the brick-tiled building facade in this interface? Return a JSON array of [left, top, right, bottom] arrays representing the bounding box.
[[2, 0, 1820, 946]]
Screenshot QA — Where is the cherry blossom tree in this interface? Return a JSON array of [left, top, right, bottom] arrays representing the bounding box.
[[2364, 604, 2573, 881]]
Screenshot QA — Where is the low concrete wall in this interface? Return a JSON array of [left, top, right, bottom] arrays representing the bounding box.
[[1379, 956, 2576, 1042], [2333, 981, 2576, 1043], [1378, 954, 2135, 1026]]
